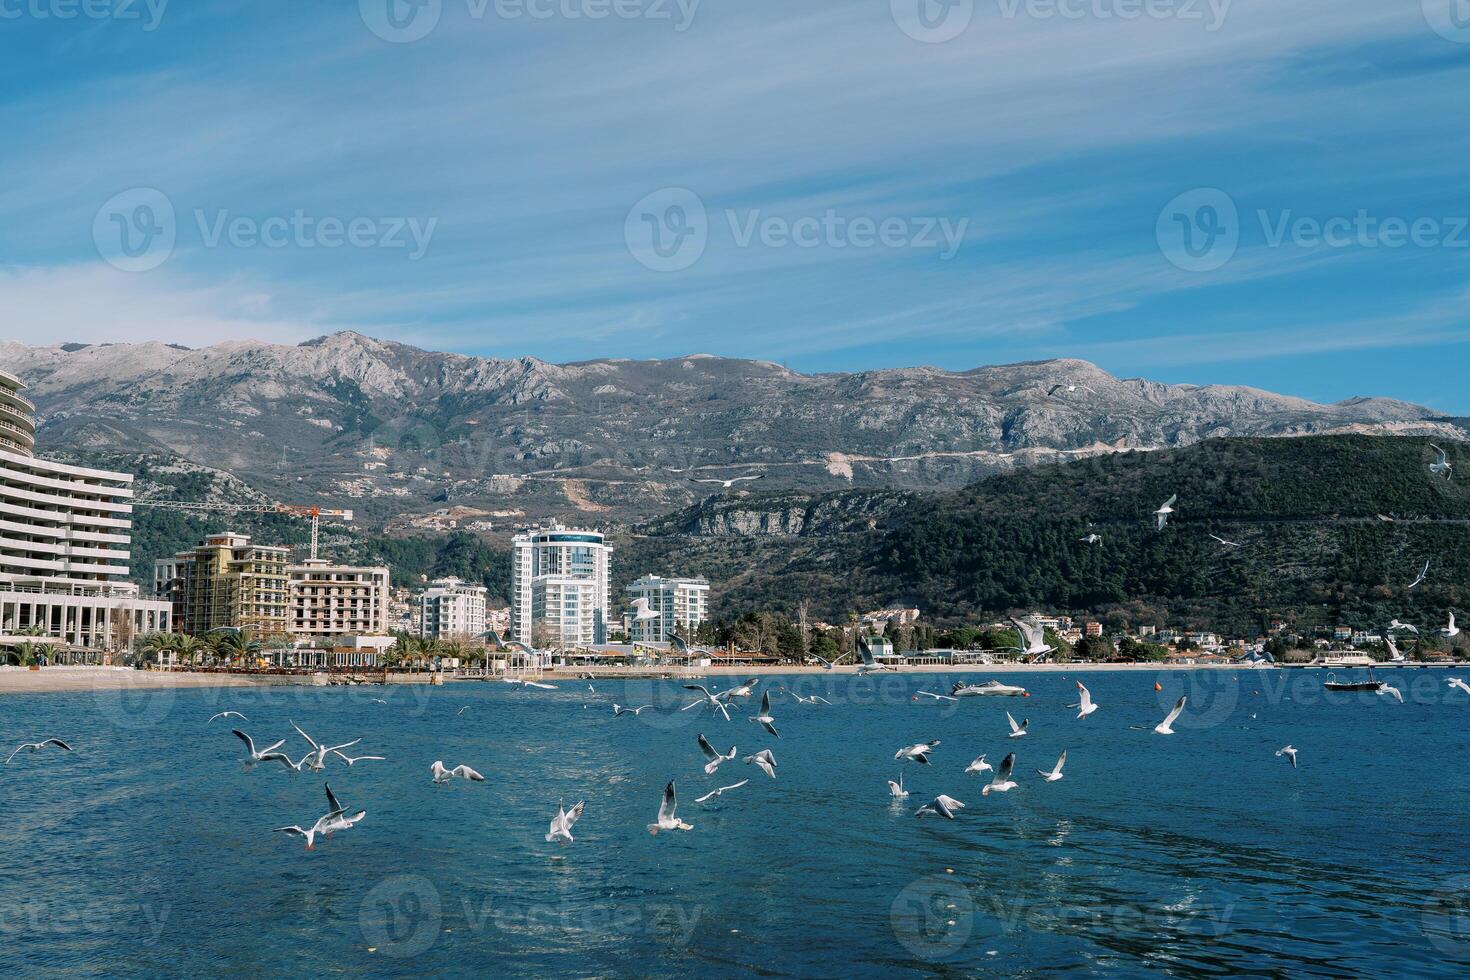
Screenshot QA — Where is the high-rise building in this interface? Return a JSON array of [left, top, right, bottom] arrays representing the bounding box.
[[287, 559, 390, 638], [510, 525, 612, 648], [624, 575, 709, 644], [158, 533, 290, 636], [420, 577, 487, 640], [0, 368, 171, 651]]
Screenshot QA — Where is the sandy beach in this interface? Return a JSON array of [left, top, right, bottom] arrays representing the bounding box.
[[0, 668, 284, 695]]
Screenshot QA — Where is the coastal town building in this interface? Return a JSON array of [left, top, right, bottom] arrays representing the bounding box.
[[0, 369, 171, 652], [156, 533, 290, 636], [286, 558, 390, 638], [420, 576, 487, 640], [624, 575, 710, 643], [510, 524, 612, 647]]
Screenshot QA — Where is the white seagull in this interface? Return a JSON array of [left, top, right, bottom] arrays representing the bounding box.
[[1047, 383, 1096, 397], [207, 711, 247, 724], [857, 642, 896, 674], [5, 738, 73, 764], [1276, 746, 1299, 769], [1443, 612, 1460, 639], [964, 754, 992, 775], [230, 729, 286, 765], [682, 685, 733, 721], [1079, 533, 1102, 545], [695, 780, 749, 804], [275, 783, 364, 850], [545, 801, 586, 844], [1429, 444, 1453, 479], [629, 597, 660, 623], [1388, 619, 1419, 634], [613, 703, 653, 716], [749, 691, 780, 737], [698, 734, 737, 775], [1072, 681, 1098, 719], [915, 795, 966, 820], [1446, 677, 1470, 696], [1209, 533, 1241, 548], [744, 749, 777, 779], [1384, 636, 1408, 663], [788, 691, 832, 706], [1408, 560, 1430, 590], [1036, 750, 1067, 782], [1153, 696, 1187, 735], [691, 473, 764, 489], [887, 773, 910, 798], [1006, 712, 1028, 739], [1008, 618, 1054, 660], [723, 678, 761, 700], [914, 690, 958, 703], [1154, 494, 1178, 530], [430, 760, 486, 784], [648, 780, 694, 835], [981, 753, 1018, 796], [331, 750, 385, 766], [895, 740, 940, 765], [290, 721, 361, 772], [1378, 683, 1405, 704]]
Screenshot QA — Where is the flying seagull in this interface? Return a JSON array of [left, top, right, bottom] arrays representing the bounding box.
[[915, 795, 966, 820], [1153, 696, 1187, 735], [545, 801, 586, 844], [648, 780, 694, 835], [1408, 561, 1430, 590], [1072, 681, 1099, 719], [1376, 514, 1396, 523], [1379, 683, 1405, 704], [1276, 746, 1298, 769], [1447, 677, 1470, 696], [1036, 750, 1067, 782], [1007, 618, 1054, 660], [230, 729, 286, 765], [613, 703, 653, 716], [698, 734, 737, 775], [1079, 533, 1102, 545], [1209, 533, 1241, 548], [750, 691, 780, 737], [331, 750, 385, 766], [695, 780, 749, 804], [1443, 612, 1460, 639], [430, 760, 485, 784], [690, 474, 764, 489], [682, 685, 733, 721], [1047, 383, 1096, 397], [1154, 494, 1178, 530], [5, 738, 73, 764], [723, 678, 761, 700], [914, 690, 958, 703], [1388, 619, 1419, 634], [275, 782, 364, 850], [290, 721, 361, 772], [628, 597, 660, 623], [208, 711, 247, 724], [744, 749, 777, 779], [1429, 444, 1453, 479], [895, 740, 940, 765], [981, 753, 1018, 796], [1006, 712, 1028, 739], [1384, 636, 1407, 663], [964, 754, 992, 775], [887, 773, 910, 798], [788, 691, 832, 705], [856, 642, 896, 674]]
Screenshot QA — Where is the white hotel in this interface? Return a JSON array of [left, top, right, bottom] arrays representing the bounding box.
[[510, 525, 612, 648], [420, 576, 487, 640], [0, 369, 170, 654], [625, 575, 709, 644]]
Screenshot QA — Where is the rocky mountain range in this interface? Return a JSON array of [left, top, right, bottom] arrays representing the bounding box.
[[1, 332, 1463, 529]]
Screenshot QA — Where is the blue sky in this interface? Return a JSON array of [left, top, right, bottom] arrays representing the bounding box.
[[1, 0, 1469, 412]]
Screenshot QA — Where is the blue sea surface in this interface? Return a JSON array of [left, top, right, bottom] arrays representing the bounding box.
[[2, 668, 1469, 978]]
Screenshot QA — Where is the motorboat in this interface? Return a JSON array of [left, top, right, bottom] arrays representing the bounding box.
[[951, 680, 1029, 697]]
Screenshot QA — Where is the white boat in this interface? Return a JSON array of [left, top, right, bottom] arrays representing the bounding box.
[[950, 680, 1028, 697]]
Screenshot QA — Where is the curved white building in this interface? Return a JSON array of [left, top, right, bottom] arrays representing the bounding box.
[[0, 369, 170, 655]]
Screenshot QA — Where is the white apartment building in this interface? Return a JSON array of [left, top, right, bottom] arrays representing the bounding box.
[[510, 525, 612, 648], [287, 558, 390, 638], [625, 575, 709, 644], [420, 576, 487, 640], [0, 368, 170, 653]]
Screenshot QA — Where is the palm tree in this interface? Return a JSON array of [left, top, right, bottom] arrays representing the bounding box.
[[175, 634, 206, 667], [212, 629, 262, 667]]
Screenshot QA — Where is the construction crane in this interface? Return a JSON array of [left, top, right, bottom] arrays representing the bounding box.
[[130, 501, 354, 561]]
